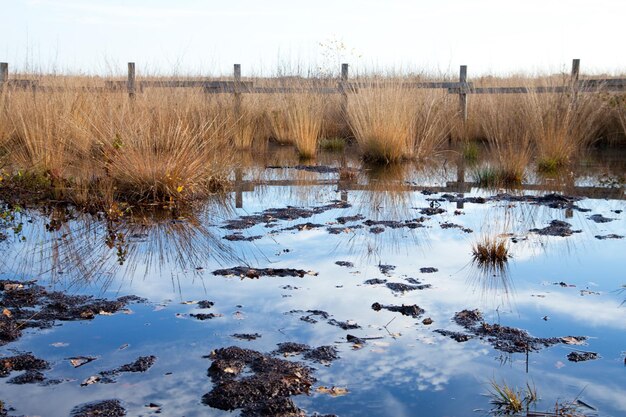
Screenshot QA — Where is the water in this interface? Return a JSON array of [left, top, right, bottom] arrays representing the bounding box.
[[0, 147, 625, 417]]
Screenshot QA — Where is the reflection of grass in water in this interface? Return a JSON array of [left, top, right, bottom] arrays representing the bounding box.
[[7, 200, 239, 291]]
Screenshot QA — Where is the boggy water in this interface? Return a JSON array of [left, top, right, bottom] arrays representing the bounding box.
[[0, 146, 625, 417]]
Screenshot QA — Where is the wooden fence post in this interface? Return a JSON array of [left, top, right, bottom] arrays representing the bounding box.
[[0, 63, 8, 92], [459, 65, 468, 123], [340, 63, 349, 116], [571, 58, 580, 103], [234, 64, 242, 119], [127, 62, 136, 99], [235, 167, 243, 208]]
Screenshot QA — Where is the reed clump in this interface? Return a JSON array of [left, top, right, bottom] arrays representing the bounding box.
[[346, 78, 451, 163], [283, 90, 326, 159], [0, 78, 232, 208], [472, 234, 510, 268], [522, 80, 607, 172], [487, 380, 537, 416]]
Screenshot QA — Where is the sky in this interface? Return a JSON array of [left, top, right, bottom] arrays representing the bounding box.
[[2, 0, 625, 76]]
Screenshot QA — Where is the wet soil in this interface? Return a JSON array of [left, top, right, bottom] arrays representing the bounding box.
[[0, 353, 49, 382], [82, 356, 157, 385], [191, 313, 222, 320], [71, 399, 126, 417], [529, 220, 582, 237], [213, 267, 317, 279], [567, 351, 599, 362], [334, 261, 354, 268], [203, 346, 319, 417], [439, 222, 473, 233], [222, 202, 350, 230], [363, 219, 426, 230], [436, 309, 586, 354], [363, 278, 387, 285], [386, 282, 431, 293], [371, 303, 425, 318], [336, 215, 365, 224], [223, 233, 263, 241], [283, 223, 325, 232], [440, 192, 589, 211], [197, 300, 215, 309], [378, 264, 396, 275], [419, 267, 438, 273], [588, 214, 615, 223], [233, 333, 262, 341], [595, 234, 624, 240], [0, 280, 144, 346]]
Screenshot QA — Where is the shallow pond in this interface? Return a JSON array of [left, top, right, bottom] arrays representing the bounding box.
[[0, 146, 625, 417]]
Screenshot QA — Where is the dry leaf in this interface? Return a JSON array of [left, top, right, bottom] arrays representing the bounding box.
[[2, 308, 12, 318], [81, 375, 100, 386], [69, 356, 96, 368], [561, 336, 586, 345], [316, 386, 349, 397], [3, 283, 23, 291]]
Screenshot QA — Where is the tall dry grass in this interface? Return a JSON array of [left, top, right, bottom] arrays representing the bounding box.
[[478, 94, 532, 185], [0, 76, 232, 206], [522, 80, 607, 170], [347, 79, 451, 163]]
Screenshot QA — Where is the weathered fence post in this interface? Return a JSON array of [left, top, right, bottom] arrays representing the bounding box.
[[235, 168, 243, 208], [127, 62, 136, 99], [340, 63, 349, 116], [234, 64, 242, 120], [0, 63, 8, 91], [571, 58, 580, 104], [459, 65, 468, 123]]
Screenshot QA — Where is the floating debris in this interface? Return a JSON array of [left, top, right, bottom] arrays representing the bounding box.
[[213, 267, 317, 279]]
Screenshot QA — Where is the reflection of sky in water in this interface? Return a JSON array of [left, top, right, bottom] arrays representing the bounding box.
[[0, 162, 625, 417]]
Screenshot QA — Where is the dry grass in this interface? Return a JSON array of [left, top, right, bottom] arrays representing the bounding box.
[[487, 379, 537, 416], [0, 77, 232, 207], [472, 234, 510, 269], [283, 91, 326, 159], [346, 78, 451, 163], [479, 94, 533, 185], [1, 69, 624, 207]]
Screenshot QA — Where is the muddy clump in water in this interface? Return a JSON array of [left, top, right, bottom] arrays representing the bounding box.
[[436, 309, 586, 354], [0, 353, 49, 385], [213, 267, 317, 279], [266, 165, 342, 174], [82, 356, 157, 385], [0, 280, 144, 346], [363, 278, 387, 285], [222, 202, 350, 230], [386, 282, 431, 293], [378, 264, 396, 275], [334, 261, 354, 268], [434, 329, 474, 342], [203, 346, 318, 416], [233, 333, 262, 341], [336, 215, 365, 224], [371, 302, 425, 318], [567, 351, 599, 362], [191, 313, 222, 320], [71, 399, 126, 417], [223, 233, 263, 241], [283, 222, 325, 232], [595, 234, 623, 240], [439, 222, 473, 233], [273, 343, 339, 365], [288, 310, 360, 330], [529, 220, 581, 237], [441, 193, 587, 211], [588, 214, 615, 223], [363, 219, 426, 230]]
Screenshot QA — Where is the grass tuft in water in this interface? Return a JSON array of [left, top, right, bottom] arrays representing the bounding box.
[[487, 380, 537, 415]]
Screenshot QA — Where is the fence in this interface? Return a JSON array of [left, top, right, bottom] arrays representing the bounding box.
[[1, 59, 625, 123]]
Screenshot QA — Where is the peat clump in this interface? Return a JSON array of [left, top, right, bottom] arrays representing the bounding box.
[[529, 220, 581, 237], [594, 234, 623, 240], [371, 302, 425, 318], [0, 279, 143, 346], [436, 309, 586, 354], [588, 214, 614, 223], [334, 261, 354, 268], [222, 202, 350, 230], [232, 333, 262, 341], [386, 282, 431, 293], [71, 400, 126, 417], [83, 356, 157, 385], [0, 353, 49, 379], [567, 351, 599, 362], [213, 267, 316, 279], [203, 346, 316, 417], [223, 233, 263, 242]]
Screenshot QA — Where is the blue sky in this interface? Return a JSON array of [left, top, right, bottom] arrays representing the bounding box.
[[3, 0, 625, 76]]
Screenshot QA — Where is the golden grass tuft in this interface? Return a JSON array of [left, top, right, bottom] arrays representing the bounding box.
[[487, 379, 537, 416], [472, 234, 510, 268], [283, 91, 326, 159], [346, 78, 451, 163]]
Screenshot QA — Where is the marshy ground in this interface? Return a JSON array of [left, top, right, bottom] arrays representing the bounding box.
[[0, 143, 624, 416]]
